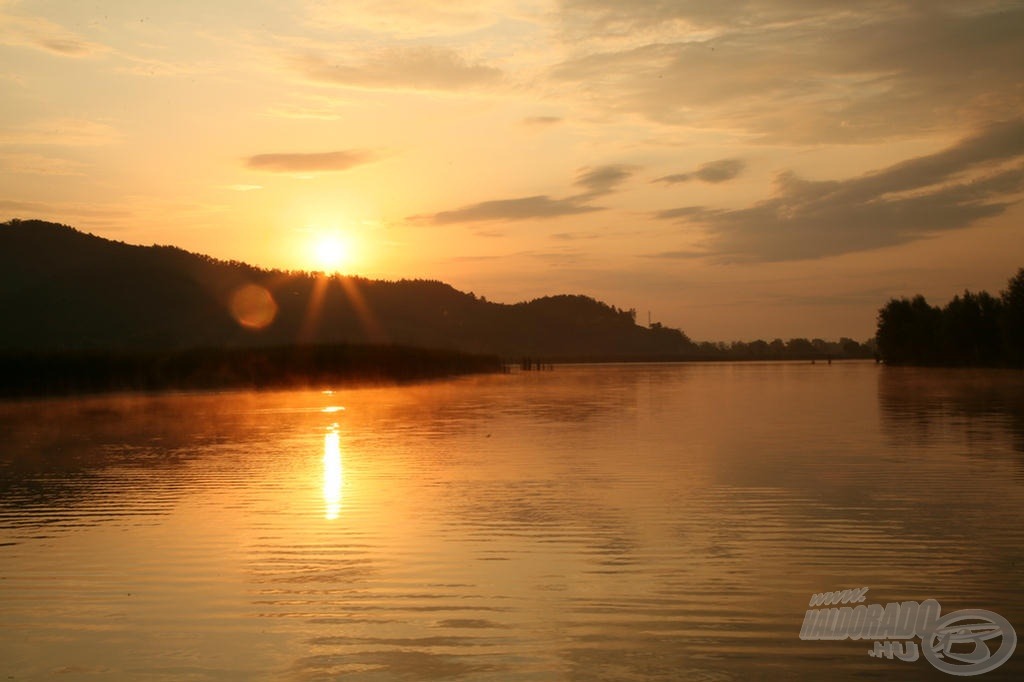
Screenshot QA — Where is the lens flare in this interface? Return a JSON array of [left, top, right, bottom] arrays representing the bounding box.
[[229, 284, 277, 329]]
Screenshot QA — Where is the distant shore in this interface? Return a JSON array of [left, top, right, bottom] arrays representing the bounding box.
[[0, 344, 504, 398]]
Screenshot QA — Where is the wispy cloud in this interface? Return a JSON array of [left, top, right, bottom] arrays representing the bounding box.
[[643, 249, 708, 260], [423, 195, 602, 225], [654, 158, 745, 185], [244, 150, 376, 173], [0, 118, 120, 147], [555, 2, 1024, 142], [694, 158, 745, 183], [523, 116, 563, 127], [414, 163, 637, 225], [0, 12, 110, 58], [0, 198, 47, 212], [291, 46, 501, 91], [653, 173, 692, 185], [574, 164, 636, 196], [0, 152, 85, 175], [0, 198, 132, 224], [654, 120, 1024, 261], [655, 206, 713, 220], [516, 248, 588, 265], [570, 163, 638, 202], [552, 231, 600, 241], [302, 1, 500, 39]]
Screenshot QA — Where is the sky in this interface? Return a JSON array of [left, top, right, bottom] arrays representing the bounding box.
[[2, 0, 1023, 341]]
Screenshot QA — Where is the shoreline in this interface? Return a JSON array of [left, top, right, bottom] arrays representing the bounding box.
[[0, 344, 504, 399]]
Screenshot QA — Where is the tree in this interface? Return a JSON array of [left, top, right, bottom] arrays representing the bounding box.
[[942, 291, 1002, 365], [876, 269, 1024, 366], [876, 295, 942, 365], [785, 337, 815, 357], [1001, 268, 1024, 367]]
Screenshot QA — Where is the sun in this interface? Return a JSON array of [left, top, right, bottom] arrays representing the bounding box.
[[311, 232, 353, 272]]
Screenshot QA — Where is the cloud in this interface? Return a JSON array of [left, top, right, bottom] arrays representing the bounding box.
[[35, 38, 93, 56], [573, 163, 636, 197], [655, 158, 745, 185], [523, 116, 563, 127], [415, 164, 636, 224], [694, 158, 745, 183], [291, 46, 501, 91], [423, 195, 602, 225], [554, 2, 1024, 142], [0, 198, 47, 212], [552, 231, 600, 240], [644, 250, 708, 260], [0, 13, 110, 58], [655, 206, 717, 221], [654, 120, 1024, 261], [0, 198, 132, 224], [0, 152, 85, 176], [653, 173, 692, 185], [0, 118, 120, 147], [561, 0, 872, 32], [244, 150, 376, 173], [303, 1, 499, 39], [517, 249, 587, 265]]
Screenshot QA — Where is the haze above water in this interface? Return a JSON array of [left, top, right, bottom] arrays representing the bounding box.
[[1, 362, 1022, 680]]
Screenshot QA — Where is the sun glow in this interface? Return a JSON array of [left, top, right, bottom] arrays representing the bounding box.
[[311, 232, 354, 273]]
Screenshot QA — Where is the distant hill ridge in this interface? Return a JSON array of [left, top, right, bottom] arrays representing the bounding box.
[[0, 219, 694, 358]]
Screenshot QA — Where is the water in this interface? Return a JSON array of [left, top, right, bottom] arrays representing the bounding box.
[[1, 362, 1022, 680]]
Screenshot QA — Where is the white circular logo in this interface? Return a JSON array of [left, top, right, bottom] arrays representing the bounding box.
[[922, 609, 1016, 676]]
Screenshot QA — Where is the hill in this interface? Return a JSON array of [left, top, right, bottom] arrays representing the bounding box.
[[0, 219, 695, 359]]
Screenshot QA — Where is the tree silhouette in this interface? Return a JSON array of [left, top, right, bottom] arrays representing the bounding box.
[[1002, 268, 1024, 367], [876, 268, 1024, 366]]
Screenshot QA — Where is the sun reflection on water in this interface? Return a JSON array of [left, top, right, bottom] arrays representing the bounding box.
[[323, 425, 343, 520]]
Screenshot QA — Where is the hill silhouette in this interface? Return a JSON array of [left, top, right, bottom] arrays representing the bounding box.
[[0, 219, 695, 359]]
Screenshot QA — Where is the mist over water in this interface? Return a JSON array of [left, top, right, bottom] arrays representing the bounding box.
[[1, 362, 1022, 680]]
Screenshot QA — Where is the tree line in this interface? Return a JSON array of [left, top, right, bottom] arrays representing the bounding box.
[[686, 336, 875, 361], [876, 268, 1024, 366], [0, 344, 504, 398]]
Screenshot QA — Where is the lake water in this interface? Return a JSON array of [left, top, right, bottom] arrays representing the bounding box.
[[1, 361, 1022, 680]]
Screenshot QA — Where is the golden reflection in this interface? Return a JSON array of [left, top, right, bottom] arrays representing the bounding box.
[[323, 426, 344, 520]]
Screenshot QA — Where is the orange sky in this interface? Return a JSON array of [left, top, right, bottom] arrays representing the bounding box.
[[2, 1, 1023, 341]]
